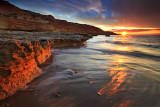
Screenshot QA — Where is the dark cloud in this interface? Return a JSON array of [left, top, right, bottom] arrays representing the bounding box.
[[111, 0, 160, 27]]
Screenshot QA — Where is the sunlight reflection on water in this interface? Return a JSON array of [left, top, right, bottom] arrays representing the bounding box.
[[96, 35, 160, 106], [2, 35, 160, 107]]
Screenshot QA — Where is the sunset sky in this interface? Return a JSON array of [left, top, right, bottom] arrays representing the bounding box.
[[6, 0, 160, 35]]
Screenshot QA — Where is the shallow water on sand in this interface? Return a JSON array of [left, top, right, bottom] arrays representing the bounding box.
[[1, 35, 160, 107]]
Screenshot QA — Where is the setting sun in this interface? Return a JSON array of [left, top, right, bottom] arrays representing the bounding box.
[[122, 31, 127, 36]]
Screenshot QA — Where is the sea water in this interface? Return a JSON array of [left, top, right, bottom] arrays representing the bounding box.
[[2, 35, 160, 107]]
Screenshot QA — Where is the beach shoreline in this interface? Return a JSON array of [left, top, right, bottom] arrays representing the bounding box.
[[0, 0, 116, 100], [0, 30, 99, 100]]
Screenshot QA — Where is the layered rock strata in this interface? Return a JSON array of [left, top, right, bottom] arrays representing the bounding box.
[[0, 0, 116, 35]]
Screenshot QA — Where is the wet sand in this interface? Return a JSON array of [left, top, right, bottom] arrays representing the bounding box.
[[0, 35, 160, 107]]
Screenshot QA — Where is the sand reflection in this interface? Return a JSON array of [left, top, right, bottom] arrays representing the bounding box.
[[117, 46, 130, 51], [98, 35, 135, 106], [98, 58, 134, 105], [98, 56, 128, 98]]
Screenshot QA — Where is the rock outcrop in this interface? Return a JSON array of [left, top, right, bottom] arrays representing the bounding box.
[[0, 39, 54, 100], [0, 40, 42, 100], [0, 30, 90, 100]]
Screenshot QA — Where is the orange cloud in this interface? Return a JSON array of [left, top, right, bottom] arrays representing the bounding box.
[[111, 28, 160, 35]]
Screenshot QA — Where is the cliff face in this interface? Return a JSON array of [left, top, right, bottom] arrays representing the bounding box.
[[0, 30, 90, 100], [0, 38, 55, 100], [0, 0, 114, 35]]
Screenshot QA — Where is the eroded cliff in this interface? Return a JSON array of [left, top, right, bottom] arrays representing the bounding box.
[[0, 39, 54, 100], [0, 30, 90, 100]]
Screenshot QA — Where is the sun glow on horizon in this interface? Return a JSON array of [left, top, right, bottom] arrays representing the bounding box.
[[97, 25, 160, 35], [122, 31, 127, 36]]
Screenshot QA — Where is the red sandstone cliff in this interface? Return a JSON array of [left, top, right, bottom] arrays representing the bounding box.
[[0, 30, 90, 100], [0, 38, 54, 100], [0, 0, 115, 35]]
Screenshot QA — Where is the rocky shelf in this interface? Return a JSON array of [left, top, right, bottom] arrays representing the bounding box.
[[0, 30, 96, 100]]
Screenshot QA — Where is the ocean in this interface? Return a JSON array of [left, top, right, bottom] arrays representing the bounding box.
[[2, 35, 160, 107]]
